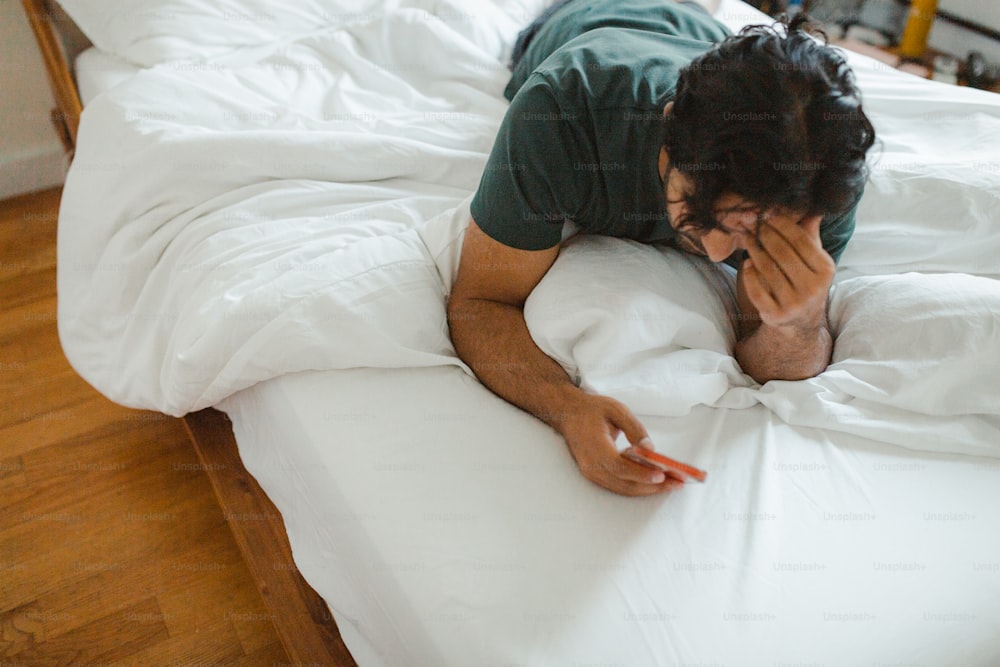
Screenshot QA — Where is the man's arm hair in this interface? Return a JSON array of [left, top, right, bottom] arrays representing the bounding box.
[[447, 219, 674, 496], [733, 257, 833, 383], [447, 219, 575, 427]]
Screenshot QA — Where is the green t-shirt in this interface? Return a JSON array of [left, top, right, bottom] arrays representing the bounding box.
[[471, 2, 858, 266], [504, 0, 731, 101]]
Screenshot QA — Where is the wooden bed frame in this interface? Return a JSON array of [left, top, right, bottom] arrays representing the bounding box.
[[22, 2, 358, 664]]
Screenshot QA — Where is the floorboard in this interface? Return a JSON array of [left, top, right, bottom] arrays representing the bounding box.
[[0, 187, 291, 665]]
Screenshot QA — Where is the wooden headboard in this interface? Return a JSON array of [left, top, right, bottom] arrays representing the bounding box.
[[21, 0, 91, 153]]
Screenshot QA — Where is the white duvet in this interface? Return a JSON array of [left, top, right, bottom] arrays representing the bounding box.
[[59, 0, 1000, 451]]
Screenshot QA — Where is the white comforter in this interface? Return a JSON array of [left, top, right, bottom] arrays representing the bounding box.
[[59, 0, 1000, 454]]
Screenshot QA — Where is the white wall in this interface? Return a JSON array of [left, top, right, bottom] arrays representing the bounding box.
[[937, 0, 999, 30], [0, 0, 67, 199], [930, 0, 1000, 63]]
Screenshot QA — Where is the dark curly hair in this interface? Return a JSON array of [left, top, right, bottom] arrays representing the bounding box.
[[662, 13, 876, 232]]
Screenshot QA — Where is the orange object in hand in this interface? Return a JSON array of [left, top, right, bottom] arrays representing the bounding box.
[[899, 0, 939, 59], [622, 446, 708, 483]]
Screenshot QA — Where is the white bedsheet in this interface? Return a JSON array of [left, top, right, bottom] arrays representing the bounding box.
[[220, 365, 1000, 665], [57, 0, 1000, 662]]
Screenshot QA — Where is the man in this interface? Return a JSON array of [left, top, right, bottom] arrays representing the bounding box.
[[447, 0, 876, 496]]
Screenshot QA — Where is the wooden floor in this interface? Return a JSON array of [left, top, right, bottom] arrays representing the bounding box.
[[0, 188, 290, 665]]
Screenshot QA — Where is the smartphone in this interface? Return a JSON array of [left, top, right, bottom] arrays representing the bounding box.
[[622, 446, 707, 484]]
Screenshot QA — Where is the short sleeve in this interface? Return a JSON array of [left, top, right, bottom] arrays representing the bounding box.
[[470, 78, 591, 251], [818, 199, 859, 265]]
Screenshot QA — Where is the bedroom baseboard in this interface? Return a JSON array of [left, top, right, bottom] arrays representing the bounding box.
[[0, 144, 67, 201]]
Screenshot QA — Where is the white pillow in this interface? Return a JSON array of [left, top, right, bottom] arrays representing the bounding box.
[[825, 272, 1000, 417], [524, 236, 753, 417], [58, 0, 359, 66], [835, 45, 1000, 278], [58, 0, 545, 67], [525, 240, 1000, 419]]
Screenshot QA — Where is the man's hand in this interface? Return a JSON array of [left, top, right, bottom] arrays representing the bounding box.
[[449, 219, 680, 497], [740, 213, 835, 334], [734, 212, 835, 382], [555, 393, 682, 496]]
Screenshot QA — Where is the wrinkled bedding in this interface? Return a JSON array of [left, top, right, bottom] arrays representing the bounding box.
[[58, 0, 1000, 662], [59, 0, 1000, 435]]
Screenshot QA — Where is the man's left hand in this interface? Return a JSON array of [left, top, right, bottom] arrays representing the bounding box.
[[740, 213, 835, 333]]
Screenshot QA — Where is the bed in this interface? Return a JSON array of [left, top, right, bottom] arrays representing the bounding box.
[[31, 0, 1000, 663]]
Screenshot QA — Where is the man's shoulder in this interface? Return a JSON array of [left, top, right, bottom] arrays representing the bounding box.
[[525, 28, 718, 110]]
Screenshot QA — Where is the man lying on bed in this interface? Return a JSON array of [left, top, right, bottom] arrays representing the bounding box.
[[447, 0, 875, 496]]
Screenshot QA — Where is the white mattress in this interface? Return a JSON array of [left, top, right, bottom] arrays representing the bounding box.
[[220, 365, 1000, 665], [74, 47, 142, 107]]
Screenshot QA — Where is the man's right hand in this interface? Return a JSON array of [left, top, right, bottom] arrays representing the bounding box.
[[448, 218, 679, 497], [556, 392, 682, 496]]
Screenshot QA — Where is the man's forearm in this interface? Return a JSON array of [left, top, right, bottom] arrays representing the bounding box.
[[735, 319, 833, 383], [447, 296, 582, 430]]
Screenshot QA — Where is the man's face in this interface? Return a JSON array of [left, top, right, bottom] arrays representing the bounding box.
[[664, 168, 799, 263]]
